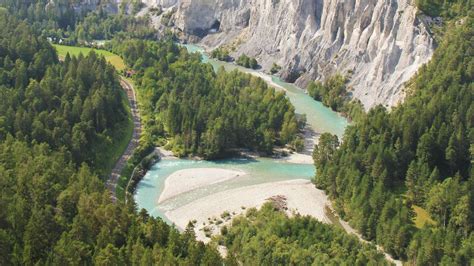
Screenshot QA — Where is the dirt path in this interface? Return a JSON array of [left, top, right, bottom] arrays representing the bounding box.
[[325, 205, 402, 265], [106, 78, 141, 201]]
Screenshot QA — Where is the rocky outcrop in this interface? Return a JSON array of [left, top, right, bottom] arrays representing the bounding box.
[[141, 0, 178, 8], [73, 0, 434, 108], [159, 0, 434, 109]]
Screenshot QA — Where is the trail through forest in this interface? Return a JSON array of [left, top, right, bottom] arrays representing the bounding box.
[[326, 204, 402, 265], [107, 78, 141, 201]]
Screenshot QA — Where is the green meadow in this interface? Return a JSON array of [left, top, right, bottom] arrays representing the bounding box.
[[53, 44, 126, 71]]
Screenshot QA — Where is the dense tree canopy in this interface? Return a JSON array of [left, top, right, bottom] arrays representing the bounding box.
[[0, 139, 222, 265], [314, 18, 473, 263], [0, 0, 155, 45], [236, 54, 258, 69], [210, 47, 231, 61], [0, 11, 222, 265], [220, 203, 388, 265], [307, 74, 364, 121], [113, 40, 299, 159], [0, 0, 78, 30], [415, 0, 473, 17], [72, 9, 155, 43], [0, 11, 128, 173]]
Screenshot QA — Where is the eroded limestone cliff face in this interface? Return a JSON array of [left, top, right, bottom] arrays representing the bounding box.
[[75, 0, 434, 108], [156, 0, 434, 109], [142, 0, 178, 8]]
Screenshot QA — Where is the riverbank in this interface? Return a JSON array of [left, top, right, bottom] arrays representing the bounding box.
[[158, 168, 246, 203], [164, 179, 330, 242], [184, 43, 346, 149], [156, 164, 401, 265], [156, 147, 177, 159]]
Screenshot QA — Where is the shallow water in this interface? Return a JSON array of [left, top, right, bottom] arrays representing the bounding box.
[[135, 44, 348, 222], [135, 157, 315, 221], [184, 44, 348, 138]]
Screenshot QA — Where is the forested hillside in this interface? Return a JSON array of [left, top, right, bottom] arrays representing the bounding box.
[[0, 1, 154, 44], [1, 0, 472, 264], [0, 11, 221, 264], [314, 17, 473, 264], [416, 0, 472, 17], [0, 8, 127, 170], [0, 140, 221, 265], [113, 40, 300, 159]]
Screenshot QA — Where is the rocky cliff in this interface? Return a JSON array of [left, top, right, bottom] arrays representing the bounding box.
[[142, 0, 178, 8], [146, 0, 434, 109]]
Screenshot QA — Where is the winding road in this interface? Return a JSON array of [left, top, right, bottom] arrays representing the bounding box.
[[107, 78, 141, 201]]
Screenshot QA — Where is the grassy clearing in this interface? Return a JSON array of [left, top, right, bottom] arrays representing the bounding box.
[[53, 44, 126, 71], [412, 205, 436, 229]]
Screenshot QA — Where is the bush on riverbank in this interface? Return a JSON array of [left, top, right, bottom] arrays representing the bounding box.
[[116, 138, 156, 201], [125, 150, 160, 199], [307, 74, 364, 122], [210, 47, 231, 61], [270, 63, 282, 74], [236, 54, 259, 69]]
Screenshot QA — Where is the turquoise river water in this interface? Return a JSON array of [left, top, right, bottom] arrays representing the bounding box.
[[135, 158, 316, 222], [135, 44, 348, 221], [184, 44, 348, 137]]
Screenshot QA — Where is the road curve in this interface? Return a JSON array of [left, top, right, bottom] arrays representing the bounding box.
[[107, 78, 141, 201]]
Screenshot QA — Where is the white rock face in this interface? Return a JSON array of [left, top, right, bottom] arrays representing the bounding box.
[[72, 0, 434, 108], [168, 0, 434, 109], [141, 0, 178, 8]]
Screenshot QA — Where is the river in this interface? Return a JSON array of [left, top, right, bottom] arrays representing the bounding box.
[[135, 157, 315, 222], [135, 44, 348, 224], [134, 44, 404, 265], [184, 44, 348, 138]]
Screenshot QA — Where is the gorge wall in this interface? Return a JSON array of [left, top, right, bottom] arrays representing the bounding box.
[[145, 0, 435, 109], [74, 0, 435, 109]]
